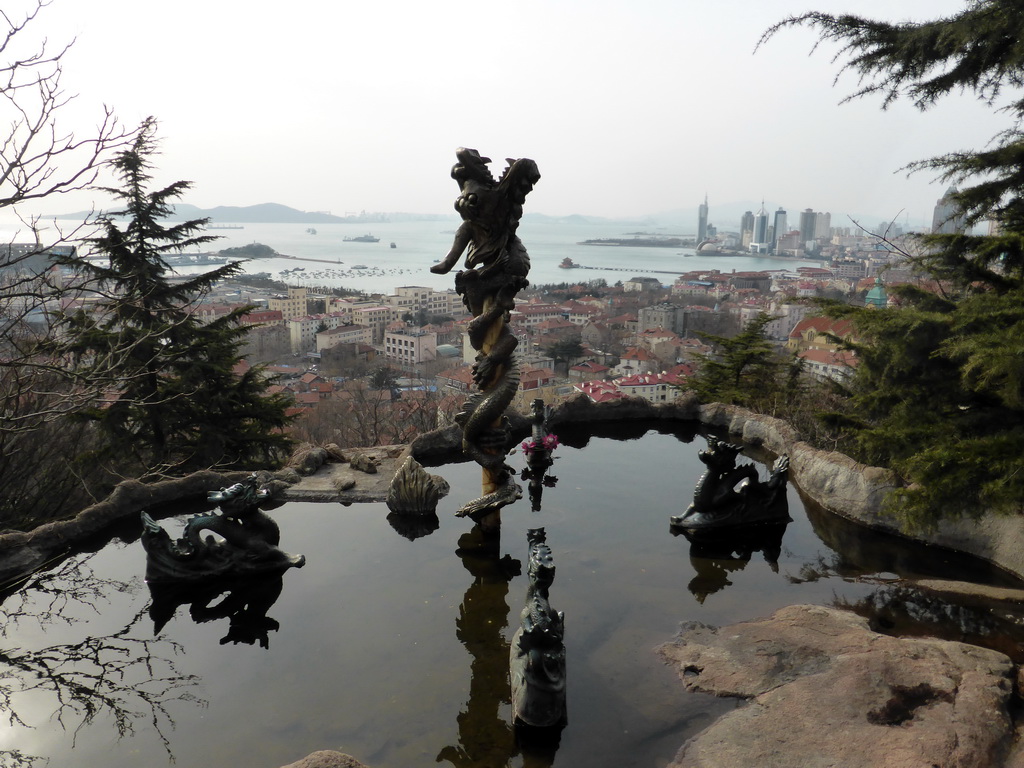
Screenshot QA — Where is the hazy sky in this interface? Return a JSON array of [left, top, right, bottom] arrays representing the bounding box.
[[7, 0, 1011, 226]]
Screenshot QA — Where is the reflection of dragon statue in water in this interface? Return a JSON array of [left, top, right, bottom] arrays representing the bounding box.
[[670, 436, 790, 532], [431, 148, 540, 521], [141, 474, 306, 583], [510, 528, 566, 728]]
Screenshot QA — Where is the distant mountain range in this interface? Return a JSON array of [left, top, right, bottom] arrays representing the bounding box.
[[55, 203, 450, 224], [54, 201, 926, 230]]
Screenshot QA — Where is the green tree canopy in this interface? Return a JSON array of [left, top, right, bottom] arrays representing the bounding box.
[[764, 1, 1024, 525], [55, 118, 293, 473], [687, 313, 799, 412]]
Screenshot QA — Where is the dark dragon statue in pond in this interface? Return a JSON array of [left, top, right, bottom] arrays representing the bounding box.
[[510, 528, 567, 728], [141, 474, 306, 583], [431, 147, 540, 523], [670, 436, 790, 534]]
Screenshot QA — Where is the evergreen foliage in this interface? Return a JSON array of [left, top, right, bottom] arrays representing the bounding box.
[[687, 313, 800, 410], [55, 118, 293, 473], [764, 2, 1024, 524], [543, 338, 585, 365]]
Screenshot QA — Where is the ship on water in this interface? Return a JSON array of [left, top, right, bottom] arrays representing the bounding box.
[[343, 234, 380, 243]]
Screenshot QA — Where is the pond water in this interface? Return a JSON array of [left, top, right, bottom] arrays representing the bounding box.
[[3, 422, 1024, 768]]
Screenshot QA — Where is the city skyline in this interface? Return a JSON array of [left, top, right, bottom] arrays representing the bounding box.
[[3, 0, 1008, 227]]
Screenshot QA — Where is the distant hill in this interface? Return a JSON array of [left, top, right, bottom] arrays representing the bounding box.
[[176, 203, 353, 224], [54, 203, 451, 224]]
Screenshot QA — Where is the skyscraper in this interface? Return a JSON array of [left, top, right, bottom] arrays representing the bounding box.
[[772, 208, 787, 252], [753, 203, 768, 244], [815, 211, 832, 242], [932, 186, 967, 234], [697, 194, 709, 244], [799, 208, 817, 248], [740, 210, 754, 248]]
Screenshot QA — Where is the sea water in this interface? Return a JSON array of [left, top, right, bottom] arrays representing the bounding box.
[[134, 217, 821, 295]]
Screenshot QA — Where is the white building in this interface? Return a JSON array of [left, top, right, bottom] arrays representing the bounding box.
[[316, 324, 373, 353], [384, 328, 438, 366]]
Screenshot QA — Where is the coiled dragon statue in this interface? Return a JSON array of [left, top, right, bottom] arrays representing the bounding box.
[[431, 148, 540, 522]]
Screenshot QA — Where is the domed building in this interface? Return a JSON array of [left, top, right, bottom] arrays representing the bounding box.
[[865, 276, 888, 308]]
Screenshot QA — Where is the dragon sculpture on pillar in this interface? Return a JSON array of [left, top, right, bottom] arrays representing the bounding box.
[[432, 148, 540, 522]]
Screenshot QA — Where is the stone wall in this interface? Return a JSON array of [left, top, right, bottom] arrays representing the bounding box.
[[695, 400, 1024, 581]]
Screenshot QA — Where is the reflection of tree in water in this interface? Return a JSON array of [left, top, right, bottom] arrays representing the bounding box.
[[0, 553, 205, 766], [437, 527, 521, 768], [835, 585, 1024, 662]]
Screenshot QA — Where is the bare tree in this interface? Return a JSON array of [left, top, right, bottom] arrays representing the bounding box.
[[0, 553, 205, 765], [0, 1, 133, 525]]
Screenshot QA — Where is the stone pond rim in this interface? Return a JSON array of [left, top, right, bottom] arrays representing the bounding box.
[[2, 391, 1023, 589], [5, 393, 1024, 768]]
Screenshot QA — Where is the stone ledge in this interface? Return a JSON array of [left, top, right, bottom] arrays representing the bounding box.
[[695, 401, 1024, 580], [658, 604, 1015, 768]]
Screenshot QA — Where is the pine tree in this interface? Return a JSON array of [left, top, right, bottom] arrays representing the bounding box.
[[763, 1, 1024, 524], [688, 313, 790, 409], [56, 118, 293, 472]]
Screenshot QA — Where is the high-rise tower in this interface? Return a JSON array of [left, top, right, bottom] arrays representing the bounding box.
[[771, 208, 787, 252], [799, 208, 817, 247], [932, 186, 967, 234], [697, 194, 709, 244], [740, 210, 754, 248], [753, 203, 768, 246]]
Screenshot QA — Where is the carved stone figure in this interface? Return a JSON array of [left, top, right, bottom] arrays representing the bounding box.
[[670, 436, 790, 532], [432, 148, 540, 523], [510, 528, 567, 728], [140, 474, 306, 583], [386, 455, 450, 514]]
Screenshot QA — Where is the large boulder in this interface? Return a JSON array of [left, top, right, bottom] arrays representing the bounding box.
[[658, 604, 1015, 768], [277, 751, 370, 768]]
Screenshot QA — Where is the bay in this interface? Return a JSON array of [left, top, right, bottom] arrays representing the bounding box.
[[1, 214, 822, 294], [132, 218, 821, 295]]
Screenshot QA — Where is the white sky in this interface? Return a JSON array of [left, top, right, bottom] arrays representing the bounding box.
[[6, 0, 1012, 225]]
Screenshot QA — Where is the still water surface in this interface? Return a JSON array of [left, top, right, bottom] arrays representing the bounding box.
[[3, 423, 1022, 767]]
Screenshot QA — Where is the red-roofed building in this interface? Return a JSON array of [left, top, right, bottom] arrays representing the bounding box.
[[615, 371, 687, 403], [436, 366, 476, 394], [568, 360, 611, 383], [787, 316, 857, 355], [798, 347, 858, 382], [612, 346, 656, 376], [574, 380, 624, 403]]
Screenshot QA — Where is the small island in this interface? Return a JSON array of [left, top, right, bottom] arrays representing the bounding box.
[[578, 236, 690, 248], [217, 242, 280, 260]]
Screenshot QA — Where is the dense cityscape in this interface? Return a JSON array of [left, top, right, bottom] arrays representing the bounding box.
[[1, 181, 970, 454]]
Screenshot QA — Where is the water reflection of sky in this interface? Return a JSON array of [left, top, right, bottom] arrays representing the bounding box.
[[3, 425, 1023, 768]]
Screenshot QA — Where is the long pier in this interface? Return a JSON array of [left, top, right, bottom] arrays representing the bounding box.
[[560, 265, 686, 276]]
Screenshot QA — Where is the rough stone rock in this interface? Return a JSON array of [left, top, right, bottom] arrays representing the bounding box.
[[0, 469, 252, 585], [273, 467, 302, 485], [289, 444, 329, 476], [277, 750, 370, 768], [349, 452, 378, 474], [323, 443, 347, 462], [658, 604, 1015, 768], [409, 423, 465, 462], [333, 476, 356, 492]]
